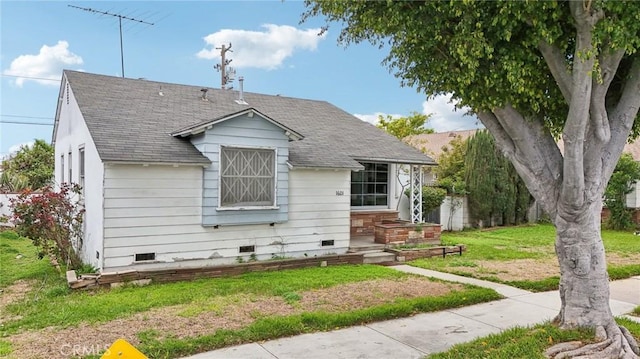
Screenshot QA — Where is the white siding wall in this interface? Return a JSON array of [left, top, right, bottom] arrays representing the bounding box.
[[54, 81, 105, 269], [626, 182, 639, 208], [102, 165, 350, 271]]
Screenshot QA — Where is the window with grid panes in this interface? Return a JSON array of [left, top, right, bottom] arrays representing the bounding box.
[[220, 146, 276, 207], [350, 162, 389, 207]]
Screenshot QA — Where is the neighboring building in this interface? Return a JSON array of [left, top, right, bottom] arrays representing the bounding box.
[[53, 70, 435, 272], [405, 130, 477, 185], [404, 130, 477, 229]]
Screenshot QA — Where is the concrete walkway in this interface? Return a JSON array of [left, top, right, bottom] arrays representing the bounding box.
[[182, 267, 640, 359]]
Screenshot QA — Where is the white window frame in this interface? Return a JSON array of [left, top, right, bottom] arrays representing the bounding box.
[[217, 145, 279, 211], [78, 145, 85, 195], [68, 150, 73, 184], [350, 162, 391, 210], [60, 154, 65, 183]]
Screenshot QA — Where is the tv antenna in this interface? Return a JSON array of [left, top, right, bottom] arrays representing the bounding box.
[[214, 43, 235, 89], [69, 4, 154, 78]]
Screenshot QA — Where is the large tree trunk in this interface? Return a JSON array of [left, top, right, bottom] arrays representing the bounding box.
[[545, 197, 639, 358], [554, 197, 611, 329]]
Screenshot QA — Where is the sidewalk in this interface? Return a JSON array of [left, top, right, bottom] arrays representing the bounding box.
[[182, 267, 640, 359]]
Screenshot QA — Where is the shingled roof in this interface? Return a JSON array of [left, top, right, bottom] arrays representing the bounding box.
[[55, 70, 436, 169]]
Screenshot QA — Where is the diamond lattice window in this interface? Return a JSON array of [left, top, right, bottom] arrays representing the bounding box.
[[220, 147, 276, 207]]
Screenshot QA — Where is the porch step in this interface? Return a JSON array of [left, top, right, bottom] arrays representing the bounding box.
[[348, 243, 386, 253], [363, 252, 396, 264], [349, 249, 388, 255]]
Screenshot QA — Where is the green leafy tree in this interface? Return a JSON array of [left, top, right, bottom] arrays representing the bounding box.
[[465, 131, 499, 226], [465, 130, 531, 227], [604, 153, 640, 230], [1, 139, 54, 192], [434, 135, 467, 187], [376, 112, 434, 140], [305, 1, 640, 356]]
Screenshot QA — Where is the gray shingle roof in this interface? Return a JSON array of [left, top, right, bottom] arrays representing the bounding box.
[[60, 70, 436, 169]]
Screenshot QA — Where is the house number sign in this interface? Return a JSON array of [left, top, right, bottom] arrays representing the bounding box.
[[336, 190, 344, 196]]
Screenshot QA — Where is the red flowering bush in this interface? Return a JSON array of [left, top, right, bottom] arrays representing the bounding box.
[[8, 183, 84, 268]]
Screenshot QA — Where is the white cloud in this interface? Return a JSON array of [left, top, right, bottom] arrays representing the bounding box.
[[197, 24, 326, 70], [353, 112, 403, 125], [4, 141, 35, 160], [3, 41, 83, 87], [422, 94, 483, 132]]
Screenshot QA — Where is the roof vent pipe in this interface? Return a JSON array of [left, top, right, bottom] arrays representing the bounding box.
[[201, 88, 208, 101], [235, 76, 248, 105]]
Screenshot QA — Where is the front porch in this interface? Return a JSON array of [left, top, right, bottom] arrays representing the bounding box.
[[350, 211, 442, 245]]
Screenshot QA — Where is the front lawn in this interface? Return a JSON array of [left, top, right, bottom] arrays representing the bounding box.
[[0, 231, 501, 359], [410, 224, 640, 291]]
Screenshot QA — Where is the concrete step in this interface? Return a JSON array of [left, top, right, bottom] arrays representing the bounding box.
[[363, 252, 396, 264], [348, 249, 388, 255], [348, 244, 386, 253]]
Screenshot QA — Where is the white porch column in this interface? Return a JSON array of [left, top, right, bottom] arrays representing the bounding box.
[[410, 165, 423, 223]]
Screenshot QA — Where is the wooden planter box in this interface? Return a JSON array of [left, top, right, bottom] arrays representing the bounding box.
[[374, 220, 441, 245]]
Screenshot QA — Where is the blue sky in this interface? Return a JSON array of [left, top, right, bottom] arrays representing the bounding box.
[[0, 1, 481, 157]]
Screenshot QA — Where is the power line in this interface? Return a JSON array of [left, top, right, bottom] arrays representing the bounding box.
[[1, 74, 60, 82], [1, 114, 53, 120], [0, 120, 53, 126]]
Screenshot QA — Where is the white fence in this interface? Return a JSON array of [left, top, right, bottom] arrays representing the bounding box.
[[0, 193, 19, 225]]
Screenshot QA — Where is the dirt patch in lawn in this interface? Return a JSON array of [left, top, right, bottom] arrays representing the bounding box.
[[446, 252, 640, 282], [7, 276, 463, 359], [447, 258, 560, 282], [0, 280, 33, 324]]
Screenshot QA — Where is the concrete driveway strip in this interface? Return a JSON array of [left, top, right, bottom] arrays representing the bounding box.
[[261, 326, 427, 359], [608, 276, 640, 305], [182, 343, 277, 359], [391, 265, 533, 298], [449, 298, 558, 330], [367, 310, 502, 354]]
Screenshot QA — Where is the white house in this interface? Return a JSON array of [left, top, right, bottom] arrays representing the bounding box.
[[53, 71, 436, 272]]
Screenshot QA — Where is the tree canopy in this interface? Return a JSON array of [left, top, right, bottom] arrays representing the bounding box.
[[375, 112, 434, 139], [1, 140, 54, 192], [304, 1, 640, 357]]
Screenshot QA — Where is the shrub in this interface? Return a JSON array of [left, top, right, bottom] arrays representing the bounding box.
[[405, 186, 446, 221], [7, 183, 84, 268]]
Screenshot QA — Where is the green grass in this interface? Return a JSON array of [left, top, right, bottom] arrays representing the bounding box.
[[633, 306, 640, 316], [409, 224, 640, 291], [0, 231, 62, 288], [0, 339, 12, 357], [427, 318, 640, 359], [1, 263, 410, 334], [1, 230, 504, 358], [128, 286, 500, 359]]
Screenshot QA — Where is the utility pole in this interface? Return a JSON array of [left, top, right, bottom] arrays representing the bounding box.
[[69, 5, 154, 78], [214, 43, 235, 89]]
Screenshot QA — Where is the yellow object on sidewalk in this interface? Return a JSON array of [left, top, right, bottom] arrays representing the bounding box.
[[101, 339, 148, 359]]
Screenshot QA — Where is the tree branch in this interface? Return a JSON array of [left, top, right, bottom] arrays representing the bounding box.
[[581, 49, 627, 199], [560, 1, 601, 211], [538, 41, 572, 104], [589, 48, 625, 143], [478, 107, 562, 218], [602, 56, 640, 181]]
